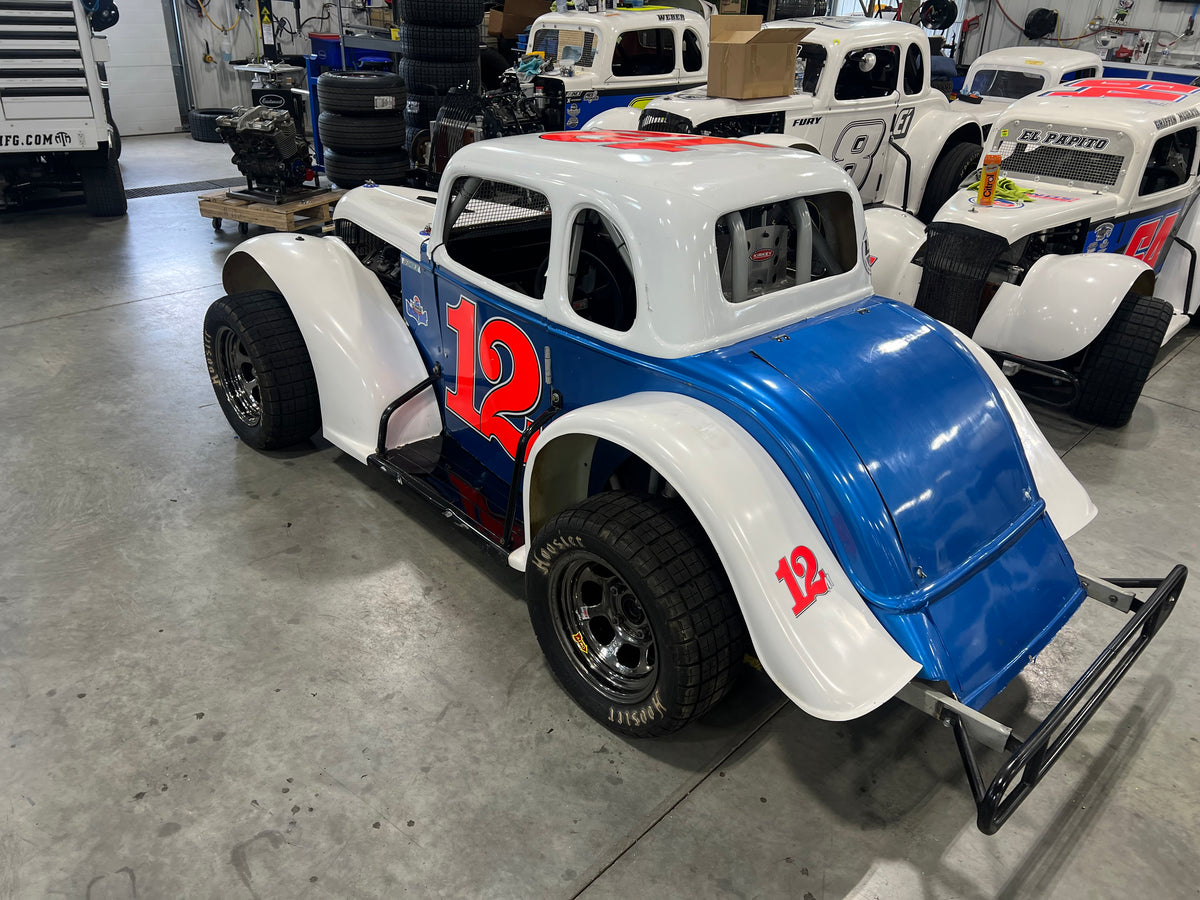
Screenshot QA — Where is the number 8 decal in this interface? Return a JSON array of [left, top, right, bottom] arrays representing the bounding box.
[[831, 119, 887, 188], [775, 545, 830, 617]]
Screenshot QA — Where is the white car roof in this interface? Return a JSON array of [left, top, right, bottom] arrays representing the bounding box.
[[1003, 78, 1200, 133], [968, 47, 1102, 73], [765, 15, 927, 44], [531, 6, 708, 36], [436, 132, 873, 358]]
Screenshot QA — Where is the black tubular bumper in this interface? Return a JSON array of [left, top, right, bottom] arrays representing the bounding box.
[[944, 565, 1187, 835]]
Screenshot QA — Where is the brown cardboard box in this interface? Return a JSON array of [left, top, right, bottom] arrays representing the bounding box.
[[707, 15, 811, 100], [718, 0, 744, 12], [493, 0, 552, 39]]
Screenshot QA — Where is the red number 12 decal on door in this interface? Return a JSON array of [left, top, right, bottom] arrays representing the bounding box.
[[445, 295, 542, 460], [775, 545, 830, 617]]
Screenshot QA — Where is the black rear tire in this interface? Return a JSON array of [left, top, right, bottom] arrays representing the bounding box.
[[189, 107, 232, 143], [317, 111, 407, 152], [317, 70, 407, 115], [917, 141, 982, 223], [1073, 293, 1172, 428], [323, 147, 411, 188], [396, 24, 480, 62], [203, 290, 321, 449], [527, 492, 747, 737], [397, 58, 477, 95], [80, 153, 127, 217], [396, 0, 484, 26]]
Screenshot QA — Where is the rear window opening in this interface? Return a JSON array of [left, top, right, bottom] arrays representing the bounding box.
[[716, 192, 858, 303]]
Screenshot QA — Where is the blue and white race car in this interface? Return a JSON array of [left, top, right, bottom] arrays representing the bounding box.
[[203, 130, 1186, 834]]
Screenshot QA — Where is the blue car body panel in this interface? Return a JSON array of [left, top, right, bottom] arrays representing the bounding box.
[[414, 257, 1084, 709]]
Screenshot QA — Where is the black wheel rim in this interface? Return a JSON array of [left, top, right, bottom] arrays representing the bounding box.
[[550, 552, 657, 704], [213, 325, 261, 426]]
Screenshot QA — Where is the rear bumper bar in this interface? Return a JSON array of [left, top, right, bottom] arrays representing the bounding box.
[[941, 565, 1186, 834]]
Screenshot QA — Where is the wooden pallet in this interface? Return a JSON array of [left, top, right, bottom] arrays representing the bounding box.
[[198, 187, 344, 234]]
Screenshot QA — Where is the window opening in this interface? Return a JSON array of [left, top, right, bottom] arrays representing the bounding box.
[[566, 209, 637, 332], [444, 177, 553, 299], [612, 28, 676, 77], [715, 192, 857, 303], [835, 45, 899, 100], [1140, 127, 1196, 195]]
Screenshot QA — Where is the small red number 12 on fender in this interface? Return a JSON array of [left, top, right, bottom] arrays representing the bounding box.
[[775, 545, 830, 617]]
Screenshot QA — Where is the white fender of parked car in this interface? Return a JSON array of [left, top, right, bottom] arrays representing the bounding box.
[[513, 391, 924, 722], [735, 132, 820, 154], [862, 206, 926, 306], [1156, 199, 1200, 322], [882, 109, 981, 214], [580, 106, 642, 132], [945, 326, 1097, 541], [973, 253, 1154, 361], [222, 235, 442, 463]]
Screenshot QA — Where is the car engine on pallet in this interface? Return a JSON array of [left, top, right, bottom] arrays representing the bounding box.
[[216, 106, 316, 202], [420, 83, 545, 181]]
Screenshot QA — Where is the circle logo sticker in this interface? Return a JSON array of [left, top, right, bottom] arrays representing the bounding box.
[[968, 197, 1025, 209], [750, 249, 775, 261]]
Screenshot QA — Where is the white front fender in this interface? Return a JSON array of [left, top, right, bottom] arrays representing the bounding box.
[[222, 235, 441, 463], [514, 392, 922, 722], [863, 206, 926, 306], [973, 253, 1154, 361], [580, 107, 642, 131]]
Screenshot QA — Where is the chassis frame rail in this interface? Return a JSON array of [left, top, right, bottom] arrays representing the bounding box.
[[945, 564, 1186, 834]]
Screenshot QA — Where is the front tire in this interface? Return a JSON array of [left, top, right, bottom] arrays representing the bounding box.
[[80, 153, 127, 217], [1073, 293, 1172, 427], [917, 141, 982, 223], [203, 290, 321, 449], [527, 492, 746, 737]]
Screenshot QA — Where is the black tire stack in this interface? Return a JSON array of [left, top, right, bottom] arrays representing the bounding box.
[[396, 0, 485, 154], [316, 70, 409, 188]]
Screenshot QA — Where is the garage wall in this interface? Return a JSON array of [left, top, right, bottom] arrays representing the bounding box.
[[174, 0, 380, 109], [960, 0, 1200, 66], [103, 0, 183, 134]]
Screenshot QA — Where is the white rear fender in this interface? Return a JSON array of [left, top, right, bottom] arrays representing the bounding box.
[[513, 392, 922, 721], [973, 254, 1154, 360], [580, 107, 642, 131], [883, 108, 981, 213], [222, 235, 441, 463], [863, 206, 925, 306], [947, 326, 1097, 540]]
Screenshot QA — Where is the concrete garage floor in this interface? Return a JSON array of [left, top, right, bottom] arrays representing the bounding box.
[[1, 133, 1198, 899]]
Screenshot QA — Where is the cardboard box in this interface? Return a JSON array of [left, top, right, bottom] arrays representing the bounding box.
[[707, 15, 810, 100], [493, 0, 552, 39], [718, 0, 744, 12]]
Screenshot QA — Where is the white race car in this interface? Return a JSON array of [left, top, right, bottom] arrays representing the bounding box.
[[203, 130, 1185, 834], [868, 78, 1200, 427]]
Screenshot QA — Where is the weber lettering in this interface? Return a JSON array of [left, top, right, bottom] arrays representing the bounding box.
[[657, 12, 684, 20]]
